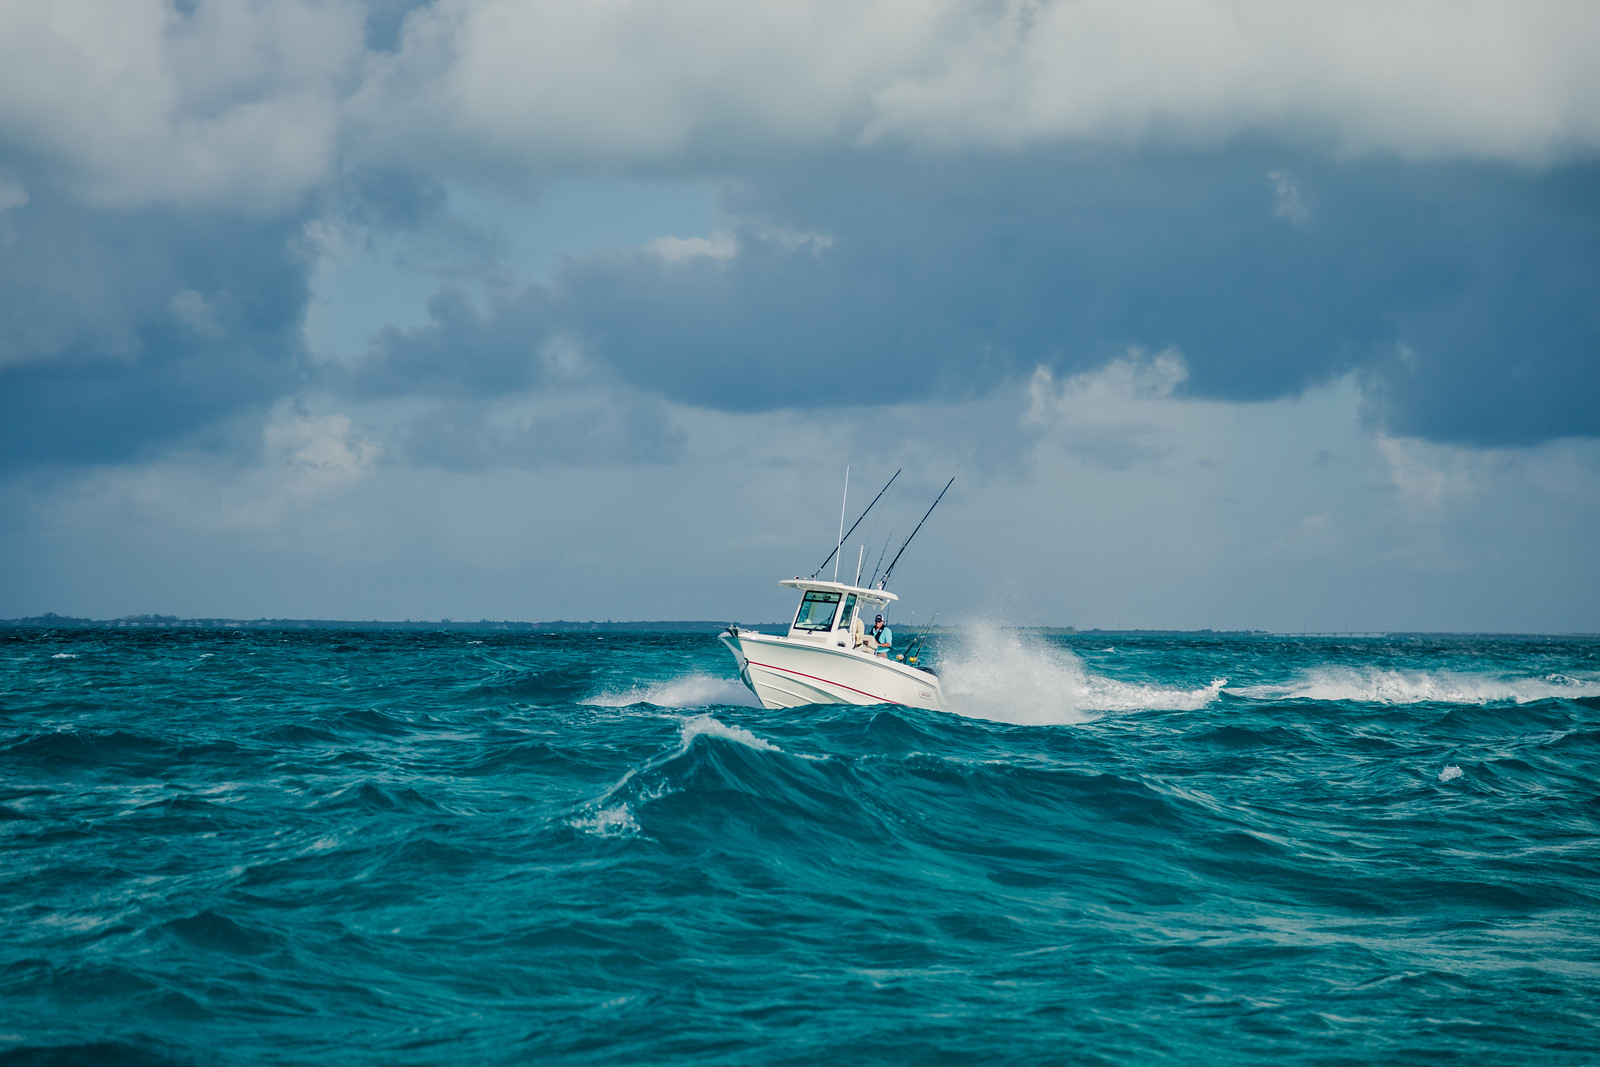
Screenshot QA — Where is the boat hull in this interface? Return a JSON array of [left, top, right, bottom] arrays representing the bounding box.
[[721, 630, 944, 711]]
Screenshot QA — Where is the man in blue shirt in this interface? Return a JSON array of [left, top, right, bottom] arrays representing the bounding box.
[[870, 615, 893, 657]]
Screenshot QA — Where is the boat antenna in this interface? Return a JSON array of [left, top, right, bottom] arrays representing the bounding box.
[[812, 468, 901, 579], [833, 466, 849, 581], [878, 477, 954, 589]]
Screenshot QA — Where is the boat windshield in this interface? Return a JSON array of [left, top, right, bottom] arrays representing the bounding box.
[[838, 594, 857, 632], [793, 590, 841, 631]]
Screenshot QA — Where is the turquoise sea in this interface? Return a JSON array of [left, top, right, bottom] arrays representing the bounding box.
[[2, 627, 1598, 1064]]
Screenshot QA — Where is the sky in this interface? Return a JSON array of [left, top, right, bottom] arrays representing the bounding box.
[[1, 0, 1598, 631]]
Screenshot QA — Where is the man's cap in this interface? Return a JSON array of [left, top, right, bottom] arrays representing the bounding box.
[[874, 615, 883, 621]]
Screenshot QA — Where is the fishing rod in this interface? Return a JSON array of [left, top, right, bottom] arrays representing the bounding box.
[[877, 476, 954, 589], [866, 529, 894, 589], [898, 612, 937, 665], [855, 509, 884, 585], [811, 468, 901, 580]]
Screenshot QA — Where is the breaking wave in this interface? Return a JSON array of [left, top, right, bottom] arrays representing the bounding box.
[[676, 712, 779, 751]]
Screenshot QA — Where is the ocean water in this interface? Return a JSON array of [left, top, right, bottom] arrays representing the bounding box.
[[3, 627, 1599, 1065]]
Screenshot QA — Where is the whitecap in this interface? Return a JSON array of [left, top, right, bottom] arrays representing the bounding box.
[[51, 653, 78, 660], [1439, 765, 1464, 782], [1228, 667, 1600, 705]]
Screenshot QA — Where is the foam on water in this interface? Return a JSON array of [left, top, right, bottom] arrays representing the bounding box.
[[938, 624, 1225, 724], [587, 672, 758, 709], [569, 802, 641, 838], [1228, 667, 1600, 705]]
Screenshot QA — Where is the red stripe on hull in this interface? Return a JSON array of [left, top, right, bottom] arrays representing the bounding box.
[[743, 657, 891, 704]]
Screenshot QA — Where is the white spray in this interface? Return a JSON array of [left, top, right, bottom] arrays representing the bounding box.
[[936, 623, 1225, 725]]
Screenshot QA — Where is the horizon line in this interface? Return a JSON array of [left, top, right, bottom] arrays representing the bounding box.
[[2, 613, 1597, 639]]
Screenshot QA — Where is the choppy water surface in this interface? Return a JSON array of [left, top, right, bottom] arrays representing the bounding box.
[[3, 628, 1598, 1064]]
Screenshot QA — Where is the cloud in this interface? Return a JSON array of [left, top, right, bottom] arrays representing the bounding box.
[[351, 0, 1600, 175], [348, 285, 554, 399], [861, 1, 1600, 161], [1, 0, 1598, 489], [1022, 351, 1189, 469], [5, 142, 1596, 481], [3, 1, 1598, 630], [1027, 348, 1190, 409], [338, 148, 1600, 446], [1, 1, 1596, 216], [10, 372, 1596, 629], [265, 413, 379, 479], [648, 230, 739, 263], [167, 288, 228, 340], [10, 409, 380, 543], [0, 191, 314, 466], [1375, 432, 1483, 511], [0, 0, 364, 208], [343, 282, 685, 469]]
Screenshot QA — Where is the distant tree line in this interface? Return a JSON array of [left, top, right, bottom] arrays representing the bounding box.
[[0, 613, 778, 632]]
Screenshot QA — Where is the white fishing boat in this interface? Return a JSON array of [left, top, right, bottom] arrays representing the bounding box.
[[721, 471, 951, 711], [721, 579, 944, 710]]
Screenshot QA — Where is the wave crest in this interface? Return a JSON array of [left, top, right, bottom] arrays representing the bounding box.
[[568, 714, 782, 835], [679, 713, 779, 751]]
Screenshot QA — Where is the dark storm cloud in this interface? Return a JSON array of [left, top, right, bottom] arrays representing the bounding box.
[[0, 166, 509, 472], [341, 167, 511, 286], [633, 148, 1600, 445], [0, 192, 313, 467], [1366, 161, 1600, 445], [5, 141, 1594, 479], [349, 285, 556, 399], [358, 146, 1599, 446]]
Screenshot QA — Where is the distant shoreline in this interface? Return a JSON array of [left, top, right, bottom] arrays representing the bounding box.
[[1, 614, 1595, 638], [0, 614, 771, 633]]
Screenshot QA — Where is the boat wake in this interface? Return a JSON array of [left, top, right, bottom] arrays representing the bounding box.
[[937, 624, 1225, 725]]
